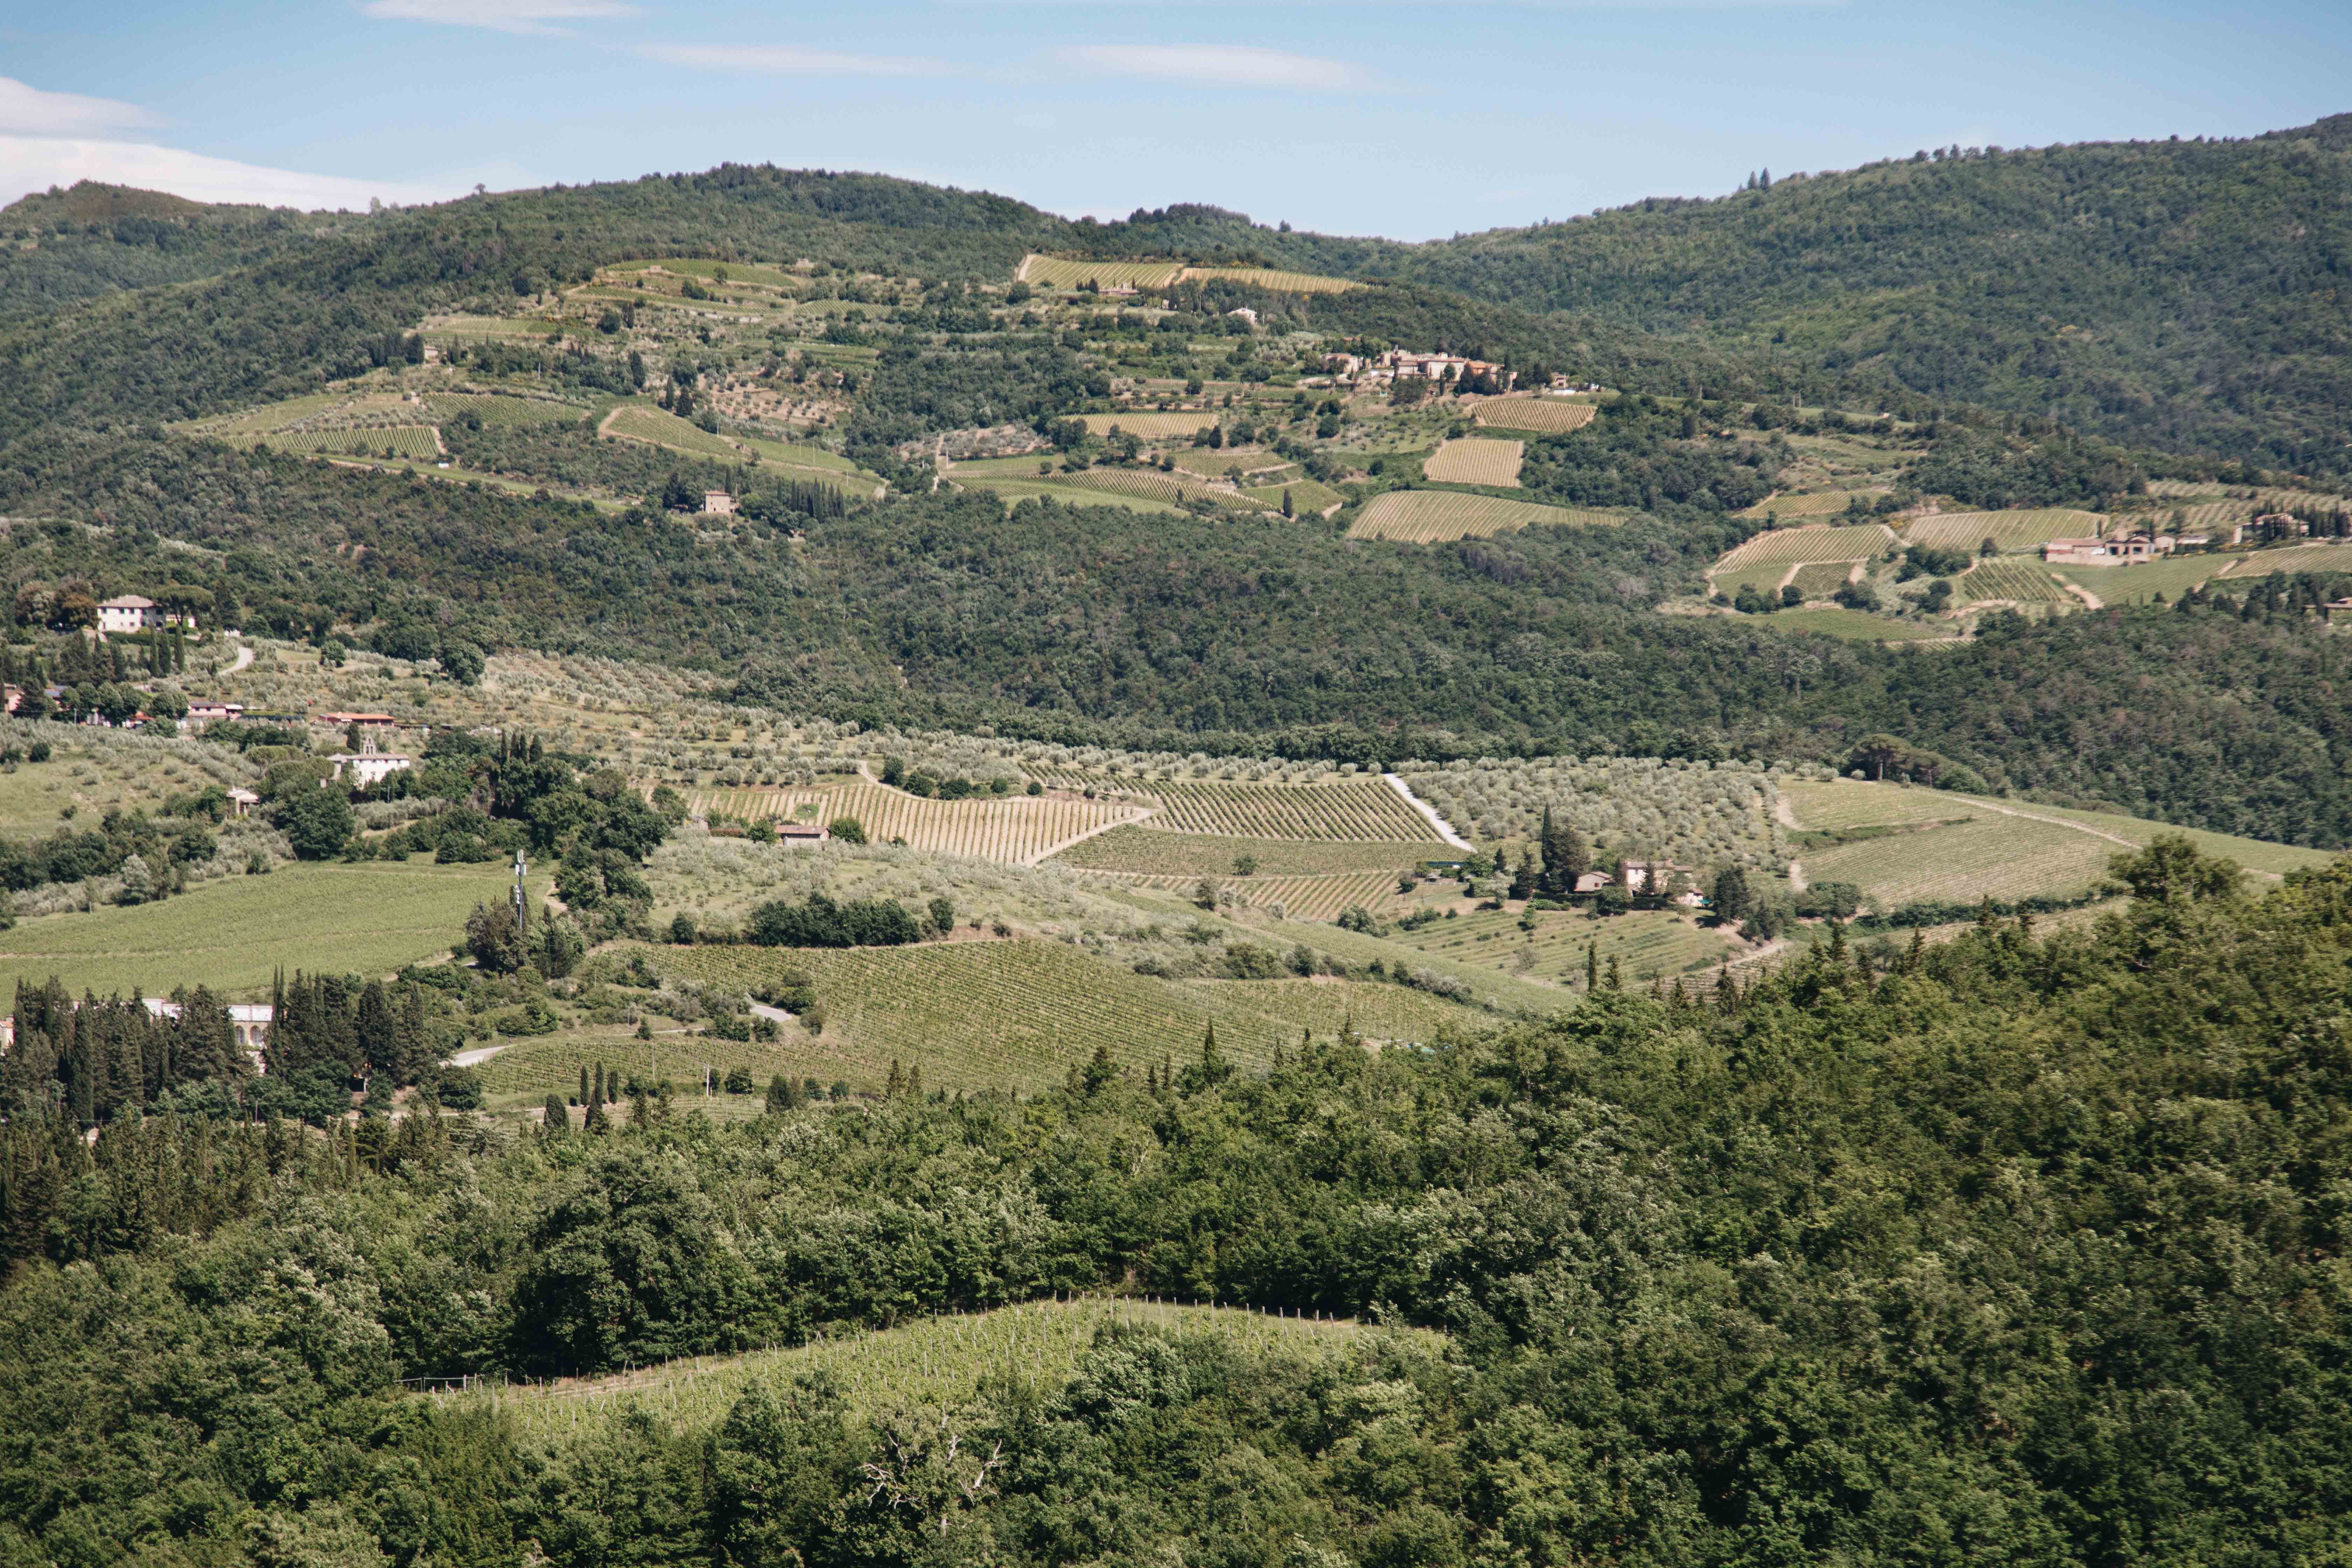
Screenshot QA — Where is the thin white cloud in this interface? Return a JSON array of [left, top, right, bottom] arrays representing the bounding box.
[[0, 77, 160, 138], [0, 136, 467, 212], [1060, 44, 1369, 90], [358, 0, 637, 36], [635, 43, 952, 77]]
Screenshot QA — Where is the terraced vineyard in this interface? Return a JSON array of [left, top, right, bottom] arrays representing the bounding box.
[[1052, 826, 1444, 876], [1472, 398, 1598, 435], [1018, 255, 1185, 290], [1710, 523, 1894, 592], [1958, 559, 2071, 603], [686, 782, 1145, 863], [602, 403, 743, 459], [1350, 490, 1620, 543], [648, 939, 1305, 1090], [1141, 778, 1439, 840], [1904, 508, 2107, 553], [1422, 437, 1525, 486], [267, 425, 444, 459], [1077, 411, 1221, 438], [456, 1297, 1391, 1447], [1388, 906, 1742, 988], [1178, 265, 1355, 294]]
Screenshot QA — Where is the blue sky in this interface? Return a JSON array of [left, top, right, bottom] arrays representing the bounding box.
[[1, 1, 2346, 239]]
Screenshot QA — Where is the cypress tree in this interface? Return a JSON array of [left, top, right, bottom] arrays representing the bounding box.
[[767, 1073, 793, 1114]]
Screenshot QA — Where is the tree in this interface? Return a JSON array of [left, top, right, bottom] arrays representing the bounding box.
[[437, 639, 484, 685], [278, 786, 355, 860], [1710, 865, 1754, 926], [926, 895, 954, 937], [467, 900, 527, 974], [1538, 806, 1587, 899], [827, 816, 866, 844], [765, 1074, 796, 1114], [543, 1093, 570, 1132]]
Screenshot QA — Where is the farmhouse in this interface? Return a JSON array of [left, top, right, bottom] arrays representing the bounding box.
[[328, 733, 414, 789], [141, 997, 273, 1066], [187, 699, 245, 726], [702, 491, 737, 515], [776, 821, 829, 847], [2045, 534, 2173, 566], [226, 787, 259, 818], [317, 711, 396, 732], [97, 595, 169, 633]]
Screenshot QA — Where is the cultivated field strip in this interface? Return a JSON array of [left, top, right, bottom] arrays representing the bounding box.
[[1051, 825, 1445, 876], [2219, 542, 2352, 576], [263, 425, 444, 459], [421, 392, 586, 427], [1788, 561, 1858, 598], [1082, 869, 1407, 922], [1392, 906, 1739, 987], [602, 403, 743, 459], [1804, 816, 2117, 908], [1422, 437, 1525, 487], [444, 1296, 1391, 1445], [686, 783, 1146, 863], [1177, 265, 1356, 293], [1350, 490, 1621, 543], [1061, 467, 1273, 511], [1958, 559, 2071, 602], [1741, 490, 1883, 519], [1077, 411, 1223, 438], [1138, 778, 1441, 840], [1904, 509, 2107, 553], [1473, 398, 1598, 434], [1018, 255, 1186, 290], [1712, 523, 1896, 574]]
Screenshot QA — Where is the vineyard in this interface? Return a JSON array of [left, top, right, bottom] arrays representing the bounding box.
[[960, 477, 1181, 516], [458, 1296, 1392, 1447], [1198, 976, 1487, 1042], [1052, 826, 1443, 876], [602, 403, 744, 460], [1139, 778, 1440, 840], [1904, 509, 2107, 553], [1177, 265, 1356, 294], [1741, 490, 1882, 519], [266, 425, 444, 460], [1077, 411, 1222, 438], [1421, 438, 1525, 487], [1803, 816, 2118, 909], [1017, 255, 1186, 290], [1472, 398, 1598, 435], [421, 392, 585, 427], [1712, 523, 1896, 575], [1957, 559, 2071, 603], [2219, 541, 2352, 577], [1243, 478, 1346, 514], [1061, 467, 1272, 512], [1389, 905, 1742, 988], [1349, 490, 1619, 543], [1088, 869, 1410, 923], [649, 939, 1304, 1090], [685, 782, 1145, 863]]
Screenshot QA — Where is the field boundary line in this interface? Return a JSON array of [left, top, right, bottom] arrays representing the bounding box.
[[1382, 774, 1472, 849], [1021, 806, 1156, 866]]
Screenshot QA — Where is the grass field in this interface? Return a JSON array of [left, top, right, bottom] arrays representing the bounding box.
[[1389, 905, 1743, 988], [602, 404, 743, 460], [1422, 438, 1525, 486], [1177, 265, 1355, 294], [1753, 608, 1952, 640], [1018, 256, 1185, 290], [685, 783, 1145, 864], [422, 315, 562, 340], [1958, 559, 2072, 603], [1350, 490, 1621, 543], [445, 1296, 1393, 1445], [739, 435, 857, 474], [1242, 478, 1346, 514], [1059, 467, 1272, 512], [1787, 561, 1858, 598], [1472, 399, 1597, 435], [1077, 411, 1222, 438], [1140, 778, 1438, 841], [963, 478, 1183, 516], [0, 860, 514, 1000], [1051, 826, 1444, 876], [1802, 816, 2119, 908], [1904, 509, 2107, 553], [265, 426, 444, 460], [641, 940, 1472, 1094], [1739, 490, 1882, 520], [1782, 779, 1977, 831], [2049, 555, 2228, 606]]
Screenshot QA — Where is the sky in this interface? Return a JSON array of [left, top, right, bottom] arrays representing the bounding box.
[[1, 1, 2347, 241]]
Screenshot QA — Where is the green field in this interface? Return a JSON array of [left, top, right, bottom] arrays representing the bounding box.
[[2218, 541, 2352, 578], [739, 435, 857, 473], [0, 860, 517, 999], [1060, 467, 1273, 512], [1904, 509, 2107, 553], [2050, 554, 2230, 606], [452, 1296, 1393, 1447], [1802, 815, 2117, 909], [1787, 560, 1858, 598], [1751, 607, 1952, 641], [1387, 906, 1742, 988], [421, 392, 587, 427], [1738, 490, 1882, 520], [602, 403, 744, 460], [1242, 478, 1346, 514], [637, 939, 1477, 1096], [960, 477, 1184, 516], [1052, 826, 1444, 876], [1350, 490, 1621, 543], [1090, 869, 1411, 923]]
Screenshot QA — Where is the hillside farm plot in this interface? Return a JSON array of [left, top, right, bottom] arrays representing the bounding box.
[[1759, 608, 1952, 640], [687, 782, 1145, 864], [1472, 398, 1597, 435], [267, 425, 443, 460], [1787, 561, 1859, 598], [1422, 438, 1525, 487], [1018, 255, 1185, 290], [1192, 977, 1486, 1042], [1051, 826, 1444, 877], [1782, 779, 1982, 831], [457, 1297, 1390, 1446], [1802, 815, 2116, 909], [1958, 559, 2071, 603], [962, 477, 1184, 516], [648, 940, 1311, 1091], [422, 392, 586, 427], [740, 435, 858, 473], [421, 314, 562, 340], [1937, 797, 2336, 880], [1088, 869, 1411, 923], [1177, 265, 1356, 294], [1904, 509, 2107, 553], [1243, 478, 1346, 514], [1392, 906, 1743, 988], [1141, 779, 1440, 841], [1709, 523, 1895, 592], [1350, 490, 1621, 543], [602, 403, 743, 460], [0, 861, 514, 1000], [2219, 542, 2352, 578], [1077, 411, 1223, 439], [2050, 554, 2226, 606], [1741, 490, 1883, 520], [1062, 468, 1272, 512]]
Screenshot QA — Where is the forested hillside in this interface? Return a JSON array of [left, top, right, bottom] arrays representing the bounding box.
[[6, 844, 2351, 1566]]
